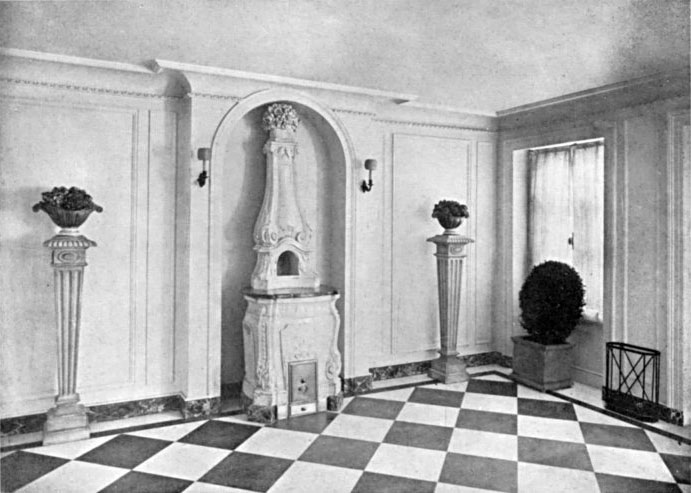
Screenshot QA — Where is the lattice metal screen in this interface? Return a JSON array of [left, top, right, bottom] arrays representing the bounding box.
[[603, 342, 660, 422]]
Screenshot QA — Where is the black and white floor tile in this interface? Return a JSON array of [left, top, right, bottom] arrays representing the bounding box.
[[2, 372, 689, 492]]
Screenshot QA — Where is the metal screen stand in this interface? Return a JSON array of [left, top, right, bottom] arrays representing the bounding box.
[[603, 342, 660, 422]]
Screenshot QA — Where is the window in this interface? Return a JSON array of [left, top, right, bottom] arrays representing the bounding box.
[[527, 139, 604, 318]]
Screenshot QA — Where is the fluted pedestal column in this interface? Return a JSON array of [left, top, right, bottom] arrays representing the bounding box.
[[427, 232, 474, 384], [43, 230, 96, 445]]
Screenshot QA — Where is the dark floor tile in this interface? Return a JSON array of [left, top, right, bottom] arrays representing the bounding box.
[[351, 471, 436, 493], [466, 378, 517, 397], [518, 436, 592, 471], [199, 451, 293, 492], [661, 453, 691, 484], [77, 435, 170, 469], [99, 471, 191, 493], [341, 397, 404, 420], [383, 421, 453, 451], [517, 398, 577, 421], [271, 411, 337, 434], [299, 435, 379, 470], [178, 419, 259, 450], [439, 452, 517, 492], [408, 387, 464, 408], [456, 408, 517, 435], [0, 451, 68, 492], [580, 422, 656, 451], [596, 472, 684, 493]]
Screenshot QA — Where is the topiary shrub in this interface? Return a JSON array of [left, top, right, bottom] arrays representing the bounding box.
[[519, 260, 585, 345]]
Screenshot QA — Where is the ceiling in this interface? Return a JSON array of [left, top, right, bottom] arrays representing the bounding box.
[[0, 0, 688, 113]]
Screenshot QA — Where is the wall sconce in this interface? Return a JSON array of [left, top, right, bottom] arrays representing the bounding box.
[[360, 159, 377, 193], [197, 147, 211, 187]]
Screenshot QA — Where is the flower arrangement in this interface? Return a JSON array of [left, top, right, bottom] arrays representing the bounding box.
[[432, 199, 469, 229], [33, 186, 103, 228], [261, 103, 299, 132]]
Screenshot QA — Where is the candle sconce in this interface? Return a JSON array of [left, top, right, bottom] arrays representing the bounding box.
[[360, 159, 377, 193], [197, 147, 211, 187]]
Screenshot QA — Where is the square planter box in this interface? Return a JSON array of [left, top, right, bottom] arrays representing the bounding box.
[[511, 335, 573, 391]]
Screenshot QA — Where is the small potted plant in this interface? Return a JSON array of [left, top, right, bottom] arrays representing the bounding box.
[[431, 199, 469, 231], [33, 186, 103, 230], [512, 260, 585, 390]]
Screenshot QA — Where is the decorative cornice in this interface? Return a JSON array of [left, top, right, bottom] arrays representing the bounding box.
[[332, 108, 377, 118], [152, 59, 418, 104], [497, 68, 690, 117], [188, 91, 240, 101], [375, 118, 496, 133], [0, 77, 179, 100], [0, 47, 150, 74]]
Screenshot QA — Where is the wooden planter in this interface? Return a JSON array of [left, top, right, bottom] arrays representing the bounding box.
[[511, 335, 574, 391]]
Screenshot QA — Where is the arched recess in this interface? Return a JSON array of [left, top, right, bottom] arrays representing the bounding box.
[[207, 88, 357, 390]]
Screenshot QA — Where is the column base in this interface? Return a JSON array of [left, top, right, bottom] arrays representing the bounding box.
[[428, 355, 469, 384], [43, 403, 90, 445]]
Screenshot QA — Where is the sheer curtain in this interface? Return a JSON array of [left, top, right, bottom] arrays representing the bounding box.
[[528, 147, 573, 266], [572, 143, 604, 315], [528, 141, 604, 316]]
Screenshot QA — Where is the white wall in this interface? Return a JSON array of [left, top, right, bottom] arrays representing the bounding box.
[[0, 60, 183, 416], [0, 50, 498, 419], [497, 82, 690, 407]]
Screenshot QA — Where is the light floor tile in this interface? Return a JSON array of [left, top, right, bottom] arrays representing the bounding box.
[[267, 460, 362, 493], [587, 444, 677, 482], [421, 381, 469, 393], [572, 405, 635, 428], [645, 430, 691, 455], [322, 413, 393, 442], [435, 483, 504, 492], [554, 383, 602, 407], [184, 482, 257, 492], [473, 374, 511, 382], [134, 442, 230, 481], [24, 435, 115, 459], [16, 460, 127, 493], [517, 415, 585, 443], [397, 402, 460, 428], [461, 393, 517, 415], [467, 365, 510, 375], [678, 484, 691, 493], [366, 443, 446, 482], [362, 387, 415, 401], [235, 427, 317, 460], [127, 420, 208, 442], [214, 416, 263, 426], [516, 385, 563, 402], [517, 462, 599, 493], [448, 428, 518, 461]]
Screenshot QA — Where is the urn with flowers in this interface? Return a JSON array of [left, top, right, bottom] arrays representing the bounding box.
[[33, 186, 103, 232], [431, 199, 469, 232]]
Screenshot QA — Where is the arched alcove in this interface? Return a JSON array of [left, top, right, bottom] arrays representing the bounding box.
[[211, 91, 351, 390]]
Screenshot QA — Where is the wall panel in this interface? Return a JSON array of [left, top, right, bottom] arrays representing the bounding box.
[[0, 89, 181, 416]]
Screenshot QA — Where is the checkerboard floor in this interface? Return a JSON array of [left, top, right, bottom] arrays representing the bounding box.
[[2, 372, 690, 492]]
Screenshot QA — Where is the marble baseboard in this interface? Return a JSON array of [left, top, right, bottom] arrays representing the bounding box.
[[342, 375, 373, 396], [88, 395, 181, 423], [1, 413, 46, 437], [327, 392, 343, 411], [242, 393, 277, 424], [370, 351, 512, 383], [181, 397, 222, 419], [2, 393, 223, 438]]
